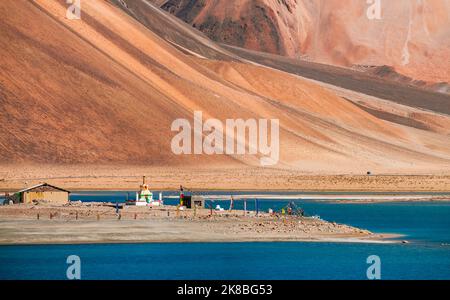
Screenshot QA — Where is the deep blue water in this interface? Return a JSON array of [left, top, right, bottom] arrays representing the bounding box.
[[1, 191, 449, 280]]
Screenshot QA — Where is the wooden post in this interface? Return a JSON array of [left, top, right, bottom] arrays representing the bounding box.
[[134, 213, 137, 220], [97, 214, 100, 221], [49, 213, 53, 220], [75, 212, 78, 220], [37, 213, 39, 220], [244, 200, 247, 216]]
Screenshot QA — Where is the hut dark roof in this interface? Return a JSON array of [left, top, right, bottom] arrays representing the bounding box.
[[17, 183, 70, 194]]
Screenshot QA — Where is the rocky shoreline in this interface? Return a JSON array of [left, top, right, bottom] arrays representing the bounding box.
[[0, 202, 398, 245]]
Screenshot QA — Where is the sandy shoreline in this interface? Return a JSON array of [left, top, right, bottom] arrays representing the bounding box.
[[1, 166, 450, 192], [163, 194, 450, 203], [0, 220, 401, 246], [0, 219, 399, 246], [0, 202, 401, 246]]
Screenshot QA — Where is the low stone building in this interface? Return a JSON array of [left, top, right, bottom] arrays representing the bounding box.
[[15, 183, 70, 204]]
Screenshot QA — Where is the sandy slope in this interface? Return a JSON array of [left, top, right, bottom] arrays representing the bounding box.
[[154, 0, 450, 84], [1, 0, 450, 180]]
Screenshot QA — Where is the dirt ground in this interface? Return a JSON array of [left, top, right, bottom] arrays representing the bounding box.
[[1, 165, 450, 192], [0, 201, 397, 245]]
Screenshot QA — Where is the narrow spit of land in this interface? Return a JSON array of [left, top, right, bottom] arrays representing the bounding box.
[[0, 202, 398, 245]]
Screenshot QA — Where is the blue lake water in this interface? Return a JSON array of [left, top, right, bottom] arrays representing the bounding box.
[[1, 191, 449, 280]]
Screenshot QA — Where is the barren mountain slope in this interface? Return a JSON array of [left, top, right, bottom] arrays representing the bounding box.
[[1, 0, 450, 174], [153, 0, 450, 84]]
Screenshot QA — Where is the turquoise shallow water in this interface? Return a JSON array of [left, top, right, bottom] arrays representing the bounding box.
[[1, 192, 449, 280]]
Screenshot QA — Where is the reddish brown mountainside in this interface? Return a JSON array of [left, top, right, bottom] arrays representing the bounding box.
[[1, 0, 450, 174], [152, 0, 450, 84]]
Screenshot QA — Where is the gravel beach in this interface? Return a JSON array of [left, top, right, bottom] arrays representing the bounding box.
[[0, 202, 395, 245]]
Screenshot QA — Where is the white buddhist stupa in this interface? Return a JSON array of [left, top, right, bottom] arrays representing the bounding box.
[[130, 176, 162, 207]]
